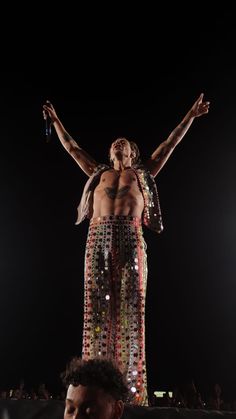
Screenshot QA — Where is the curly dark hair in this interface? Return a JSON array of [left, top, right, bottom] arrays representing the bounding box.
[[61, 357, 129, 402], [129, 141, 141, 166]]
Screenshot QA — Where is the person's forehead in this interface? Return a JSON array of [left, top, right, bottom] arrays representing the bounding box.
[[67, 384, 109, 403], [111, 138, 130, 145]]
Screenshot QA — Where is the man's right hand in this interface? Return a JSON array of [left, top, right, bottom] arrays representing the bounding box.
[[43, 100, 58, 123]]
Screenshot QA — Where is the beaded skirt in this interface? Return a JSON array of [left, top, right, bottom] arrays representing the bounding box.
[[82, 215, 148, 405]]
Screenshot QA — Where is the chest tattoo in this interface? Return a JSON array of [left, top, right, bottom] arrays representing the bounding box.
[[104, 185, 131, 199]]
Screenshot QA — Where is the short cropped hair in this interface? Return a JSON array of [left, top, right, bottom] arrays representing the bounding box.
[[61, 357, 129, 402]]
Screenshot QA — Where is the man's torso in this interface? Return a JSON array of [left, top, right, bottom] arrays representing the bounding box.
[[93, 168, 144, 218]]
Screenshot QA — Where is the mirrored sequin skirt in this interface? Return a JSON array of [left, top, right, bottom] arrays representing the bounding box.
[[82, 215, 148, 406]]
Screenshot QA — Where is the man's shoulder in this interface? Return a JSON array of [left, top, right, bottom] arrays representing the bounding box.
[[132, 163, 150, 174], [93, 163, 111, 175]]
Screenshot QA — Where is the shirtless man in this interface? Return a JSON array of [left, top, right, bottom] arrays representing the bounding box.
[[93, 139, 144, 218], [43, 93, 209, 406]]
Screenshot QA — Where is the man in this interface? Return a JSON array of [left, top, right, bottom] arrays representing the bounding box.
[[62, 357, 128, 419], [43, 93, 210, 406]]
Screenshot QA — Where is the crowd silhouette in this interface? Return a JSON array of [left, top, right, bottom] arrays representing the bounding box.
[[1, 376, 236, 412]]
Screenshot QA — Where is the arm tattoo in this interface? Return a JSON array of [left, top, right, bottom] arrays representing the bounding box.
[[105, 186, 130, 199], [170, 122, 187, 141], [62, 132, 74, 142], [159, 121, 189, 157], [153, 121, 189, 162]]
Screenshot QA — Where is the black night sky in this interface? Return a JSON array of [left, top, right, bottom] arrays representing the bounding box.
[[1, 5, 236, 402]]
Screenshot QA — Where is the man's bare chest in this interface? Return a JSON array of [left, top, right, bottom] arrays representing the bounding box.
[[99, 169, 138, 188]]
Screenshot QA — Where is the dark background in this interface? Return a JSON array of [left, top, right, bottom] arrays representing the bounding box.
[[1, 4, 236, 402]]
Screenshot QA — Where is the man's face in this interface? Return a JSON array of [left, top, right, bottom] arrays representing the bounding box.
[[64, 384, 123, 419], [110, 138, 132, 163]]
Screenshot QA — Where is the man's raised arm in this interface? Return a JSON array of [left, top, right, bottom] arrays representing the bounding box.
[[43, 101, 98, 177], [145, 93, 210, 177]]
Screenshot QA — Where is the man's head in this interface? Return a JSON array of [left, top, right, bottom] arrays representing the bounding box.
[[62, 357, 128, 419], [109, 138, 140, 166]]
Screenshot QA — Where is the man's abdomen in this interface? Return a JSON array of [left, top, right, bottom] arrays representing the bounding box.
[[93, 190, 144, 218]]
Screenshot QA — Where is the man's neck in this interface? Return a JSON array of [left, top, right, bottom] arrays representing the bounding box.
[[113, 159, 132, 171]]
